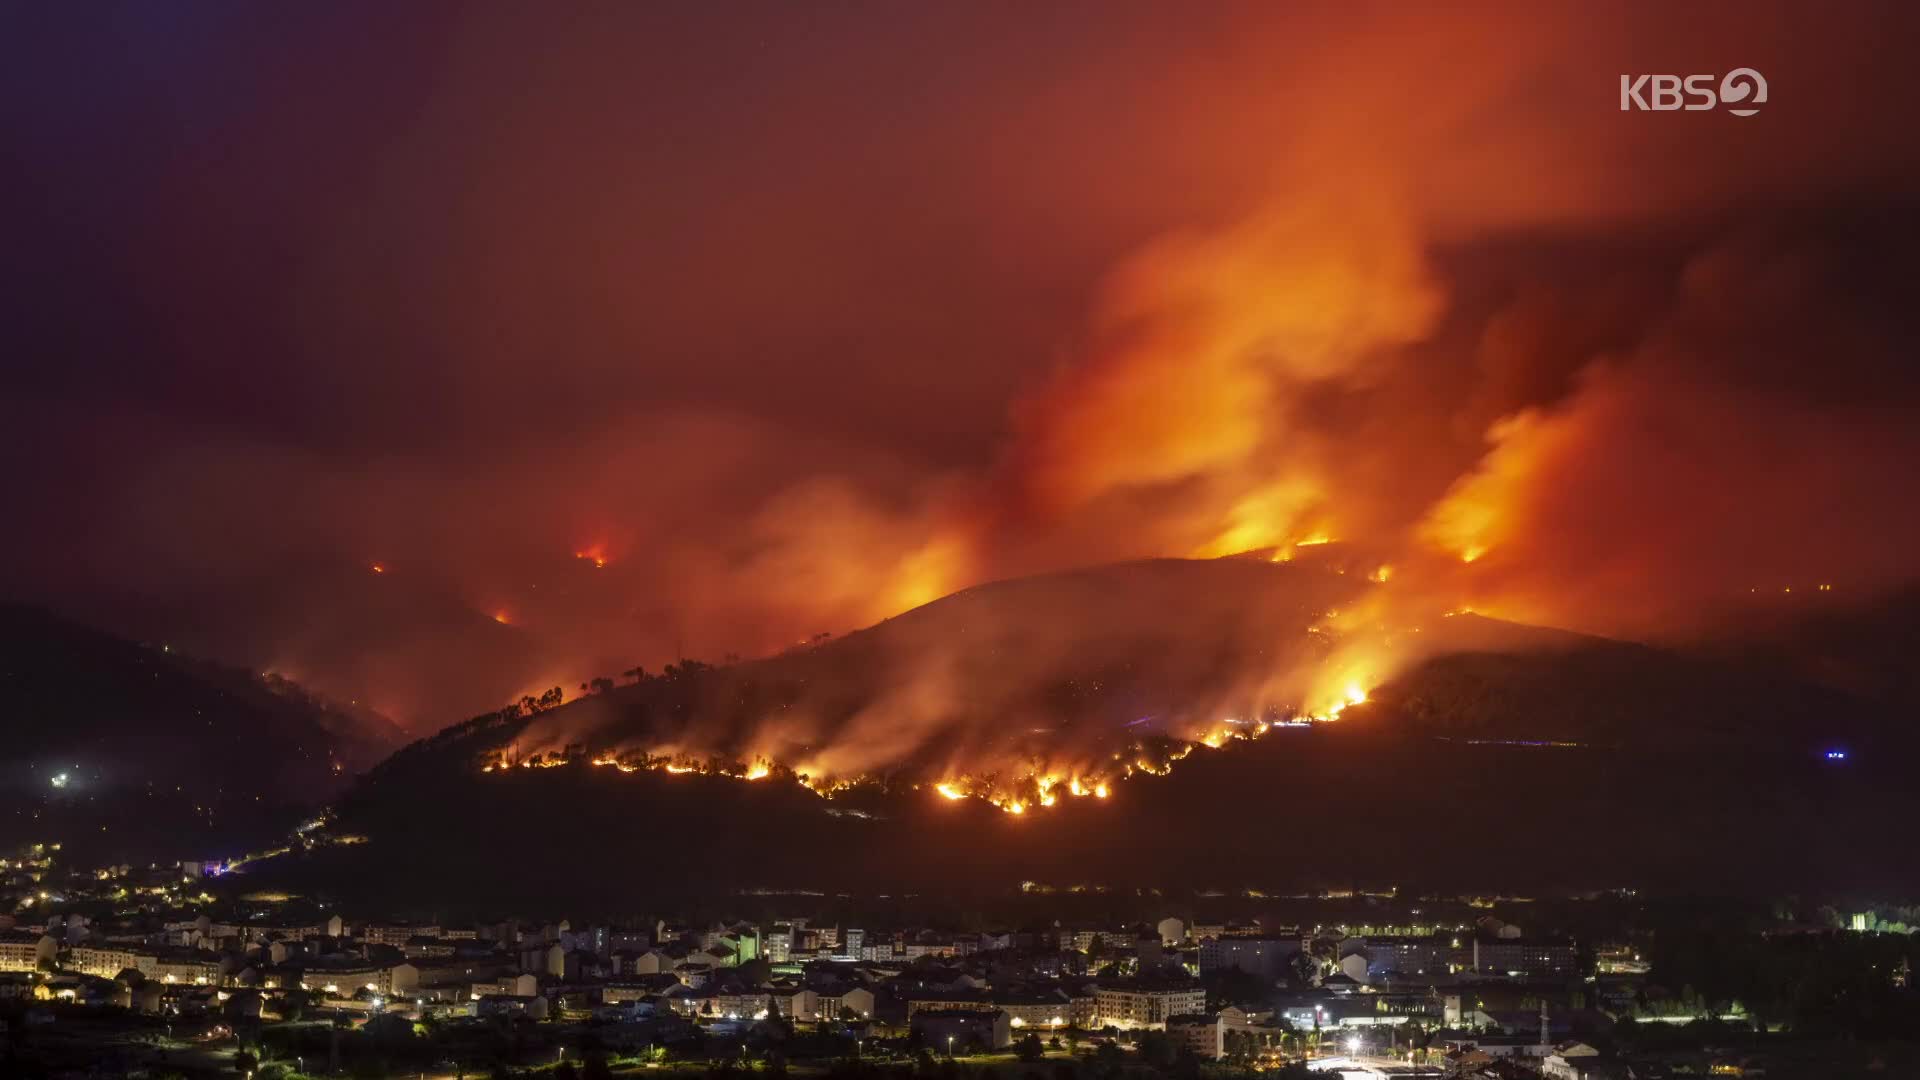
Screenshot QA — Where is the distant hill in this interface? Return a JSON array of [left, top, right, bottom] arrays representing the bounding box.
[[261, 558, 1916, 913], [1364, 612, 1888, 753], [0, 605, 404, 864]]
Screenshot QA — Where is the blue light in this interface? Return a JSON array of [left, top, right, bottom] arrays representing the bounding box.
[[1824, 750, 1848, 761]]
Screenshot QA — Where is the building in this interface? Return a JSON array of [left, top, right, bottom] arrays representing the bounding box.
[[602, 974, 678, 1004], [361, 924, 440, 947], [1541, 1043, 1606, 1079], [1092, 980, 1207, 1030], [297, 960, 418, 997], [474, 973, 540, 999], [476, 993, 549, 1020], [905, 989, 995, 1019], [0, 933, 56, 973], [1197, 936, 1302, 982], [1360, 936, 1458, 979], [817, 984, 875, 1020], [765, 925, 793, 963], [1167, 1013, 1224, 1059], [769, 985, 816, 1019], [140, 951, 225, 986], [995, 988, 1075, 1030], [67, 944, 141, 980], [243, 915, 344, 942], [912, 1008, 1013, 1052], [1472, 938, 1576, 978]]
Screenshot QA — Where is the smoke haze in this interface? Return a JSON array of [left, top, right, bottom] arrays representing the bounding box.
[[5, 2, 1919, 736]]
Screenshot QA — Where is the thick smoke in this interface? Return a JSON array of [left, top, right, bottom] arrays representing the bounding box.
[[4, 3, 1920, 752]]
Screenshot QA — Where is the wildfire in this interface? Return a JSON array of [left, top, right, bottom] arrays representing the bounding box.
[[477, 664, 1383, 815]]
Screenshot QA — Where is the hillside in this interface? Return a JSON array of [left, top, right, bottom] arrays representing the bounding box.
[[0, 605, 404, 864], [367, 558, 1369, 793], [264, 558, 1916, 912], [1367, 613, 1885, 753]]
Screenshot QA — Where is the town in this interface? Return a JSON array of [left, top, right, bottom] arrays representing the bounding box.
[[6, 2, 1920, 1078], [4, 842, 1916, 1079]]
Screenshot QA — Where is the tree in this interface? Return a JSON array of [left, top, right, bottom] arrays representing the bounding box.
[[1224, 1031, 1252, 1067], [233, 1049, 259, 1076], [1136, 1031, 1174, 1069], [1016, 1034, 1045, 1063], [1286, 951, 1318, 988], [589, 677, 615, 695]]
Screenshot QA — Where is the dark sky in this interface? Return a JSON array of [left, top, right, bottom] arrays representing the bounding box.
[[5, 3, 1919, 730]]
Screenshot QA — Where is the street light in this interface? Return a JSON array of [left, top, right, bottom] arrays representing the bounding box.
[[948, 1035, 955, 1058]]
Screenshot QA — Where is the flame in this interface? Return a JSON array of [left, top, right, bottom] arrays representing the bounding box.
[[491, 610, 512, 625], [478, 658, 1384, 815]]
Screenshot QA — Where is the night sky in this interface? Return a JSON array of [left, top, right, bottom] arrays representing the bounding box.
[[5, 3, 1919, 731]]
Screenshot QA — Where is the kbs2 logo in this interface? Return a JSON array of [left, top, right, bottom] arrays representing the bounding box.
[[1620, 68, 1767, 116]]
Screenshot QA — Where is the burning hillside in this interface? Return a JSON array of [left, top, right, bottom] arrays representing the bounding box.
[[450, 558, 1523, 813]]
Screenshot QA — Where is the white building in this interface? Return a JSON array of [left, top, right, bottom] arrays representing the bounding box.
[[1167, 1013, 1224, 1059], [1092, 982, 1207, 1029], [0, 933, 56, 973]]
